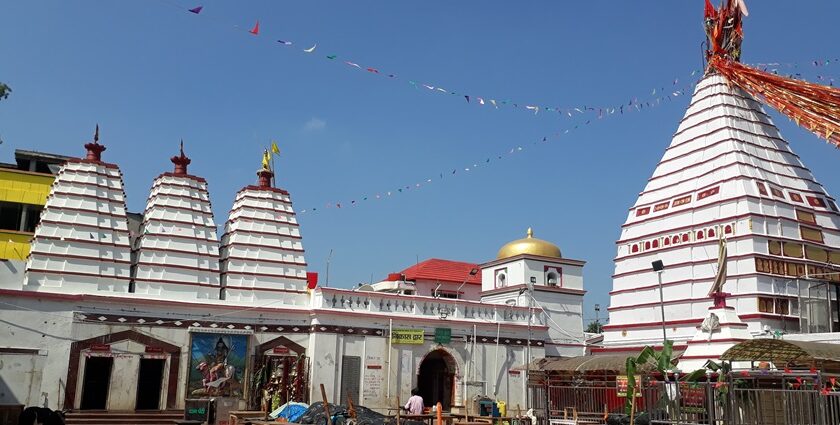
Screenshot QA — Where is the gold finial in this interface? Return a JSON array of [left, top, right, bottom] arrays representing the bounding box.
[[527, 227, 533, 238]]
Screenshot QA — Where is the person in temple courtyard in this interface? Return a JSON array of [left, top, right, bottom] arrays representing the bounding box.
[[403, 388, 424, 415]]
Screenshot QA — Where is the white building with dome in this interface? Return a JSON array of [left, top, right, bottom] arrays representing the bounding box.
[[0, 134, 586, 415]]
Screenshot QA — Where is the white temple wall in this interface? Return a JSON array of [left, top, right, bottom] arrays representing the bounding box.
[[481, 262, 526, 291]]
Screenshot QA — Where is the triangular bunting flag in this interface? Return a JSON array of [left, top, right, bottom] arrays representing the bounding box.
[[249, 20, 260, 35]]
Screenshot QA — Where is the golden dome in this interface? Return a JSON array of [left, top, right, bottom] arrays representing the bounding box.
[[496, 228, 562, 259]]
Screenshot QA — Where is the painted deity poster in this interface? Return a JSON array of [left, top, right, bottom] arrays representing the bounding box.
[[188, 333, 249, 397]]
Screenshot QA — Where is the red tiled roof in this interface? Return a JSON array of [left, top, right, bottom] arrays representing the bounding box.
[[398, 258, 481, 285]]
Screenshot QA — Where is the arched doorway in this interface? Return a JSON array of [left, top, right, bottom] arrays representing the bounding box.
[[417, 349, 457, 410]]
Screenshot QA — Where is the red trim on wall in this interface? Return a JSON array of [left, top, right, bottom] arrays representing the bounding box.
[[66, 158, 121, 170], [625, 193, 840, 229], [228, 205, 297, 218], [240, 185, 290, 196], [32, 235, 131, 249], [222, 270, 307, 281], [686, 338, 747, 345], [590, 344, 688, 354], [141, 230, 218, 243], [50, 189, 126, 205], [28, 250, 132, 264], [608, 292, 798, 312], [613, 252, 755, 279], [0, 288, 304, 313], [223, 255, 306, 267], [227, 215, 299, 228], [37, 219, 130, 234], [135, 245, 220, 259], [25, 267, 132, 281], [133, 276, 218, 288], [156, 171, 207, 184], [151, 177, 207, 191], [222, 285, 307, 294], [41, 205, 127, 219], [134, 260, 220, 273], [222, 228, 303, 240], [219, 241, 305, 253], [142, 216, 217, 230], [310, 308, 549, 331], [143, 202, 209, 217], [58, 166, 122, 182]]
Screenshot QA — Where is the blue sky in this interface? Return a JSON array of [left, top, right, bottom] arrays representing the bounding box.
[[2, 1, 839, 325]]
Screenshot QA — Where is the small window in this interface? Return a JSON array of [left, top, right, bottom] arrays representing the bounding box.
[[708, 228, 716, 238], [682, 234, 690, 243], [724, 225, 733, 234], [652, 239, 659, 249], [23, 205, 43, 233], [789, 192, 804, 203], [782, 242, 803, 258], [664, 238, 670, 246], [696, 230, 705, 240], [756, 182, 769, 196], [496, 273, 507, 288], [645, 241, 651, 250], [807, 196, 827, 208], [758, 297, 775, 313], [631, 244, 639, 253], [805, 246, 829, 262], [768, 240, 782, 256], [672, 236, 680, 245], [546, 273, 558, 287], [801, 226, 824, 243], [0, 201, 23, 231], [796, 210, 817, 225], [775, 299, 790, 315]]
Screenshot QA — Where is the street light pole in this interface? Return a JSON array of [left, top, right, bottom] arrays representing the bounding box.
[[526, 288, 532, 409], [652, 260, 667, 346]]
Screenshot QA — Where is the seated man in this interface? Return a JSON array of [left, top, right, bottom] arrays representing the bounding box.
[[403, 388, 424, 415]]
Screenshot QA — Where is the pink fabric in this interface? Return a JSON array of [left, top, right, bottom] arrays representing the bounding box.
[[404, 395, 424, 415]]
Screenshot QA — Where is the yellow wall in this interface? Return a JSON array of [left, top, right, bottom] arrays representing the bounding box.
[[0, 168, 55, 260], [0, 230, 32, 260], [0, 168, 54, 205]]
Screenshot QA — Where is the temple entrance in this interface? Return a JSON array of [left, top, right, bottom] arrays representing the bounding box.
[[135, 358, 166, 410], [417, 349, 456, 410], [80, 357, 113, 410]]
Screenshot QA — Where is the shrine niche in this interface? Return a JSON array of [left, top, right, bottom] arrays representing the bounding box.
[[250, 336, 309, 411]]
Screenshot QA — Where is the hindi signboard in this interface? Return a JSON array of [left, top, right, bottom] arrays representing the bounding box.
[[391, 329, 424, 344]]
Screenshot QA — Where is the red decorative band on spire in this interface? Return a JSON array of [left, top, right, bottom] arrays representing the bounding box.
[[257, 168, 274, 188], [84, 142, 106, 162], [171, 145, 191, 175]]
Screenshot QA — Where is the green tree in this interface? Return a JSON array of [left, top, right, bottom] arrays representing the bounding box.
[[0, 83, 11, 100], [585, 320, 604, 334]]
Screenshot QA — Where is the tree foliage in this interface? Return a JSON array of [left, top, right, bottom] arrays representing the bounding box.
[[585, 320, 604, 334], [0, 83, 11, 101]]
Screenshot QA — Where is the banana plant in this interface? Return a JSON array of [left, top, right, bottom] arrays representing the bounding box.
[[623, 340, 708, 415]]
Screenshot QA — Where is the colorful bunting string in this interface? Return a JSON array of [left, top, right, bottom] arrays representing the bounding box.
[[294, 78, 700, 215], [171, 2, 703, 121]]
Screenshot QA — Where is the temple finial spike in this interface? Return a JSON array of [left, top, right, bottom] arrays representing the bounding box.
[[94, 124, 100, 144], [527, 227, 533, 238]]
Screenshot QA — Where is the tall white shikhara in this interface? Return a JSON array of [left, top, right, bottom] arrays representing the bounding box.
[[25, 140, 133, 293], [602, 74, 840, 349], [133, 146, 221, 300], [219, 167, 309, 305]]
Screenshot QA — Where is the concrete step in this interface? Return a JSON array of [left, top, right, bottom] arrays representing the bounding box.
[[65, 410, 182, 425]]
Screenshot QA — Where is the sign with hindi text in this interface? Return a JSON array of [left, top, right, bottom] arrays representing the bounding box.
[[391, 329, 424, 344]]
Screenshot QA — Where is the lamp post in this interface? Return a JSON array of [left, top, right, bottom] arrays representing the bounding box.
[[519, 277, 536, 409], [455, 268, 480, 300], [651, 260, 667, 345]]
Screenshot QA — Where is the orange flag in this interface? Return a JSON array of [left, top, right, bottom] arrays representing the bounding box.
[[249, 20, 260, 35]]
